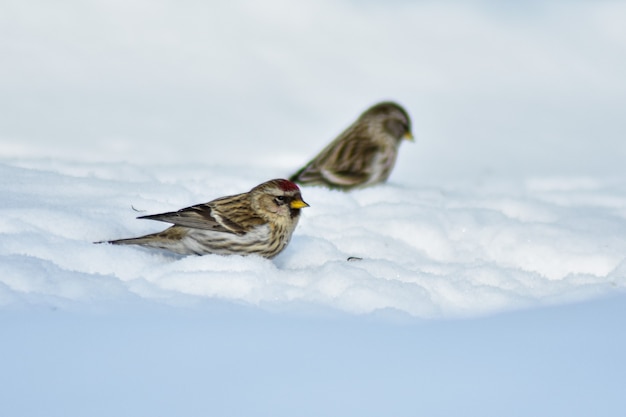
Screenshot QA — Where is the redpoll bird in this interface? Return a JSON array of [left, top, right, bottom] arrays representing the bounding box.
[[102, 179, 309, 258], [290, 101, 413, 190]]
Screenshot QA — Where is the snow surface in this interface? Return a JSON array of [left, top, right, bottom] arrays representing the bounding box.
[[2, 1, 626, 416], [2, 160, 625, 318]]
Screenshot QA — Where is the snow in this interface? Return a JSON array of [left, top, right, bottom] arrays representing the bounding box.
[[2, 162, 624, 317], [2, 1, 626, 416]]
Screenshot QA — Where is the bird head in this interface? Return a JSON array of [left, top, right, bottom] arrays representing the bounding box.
[[251, 179, 309, 222]]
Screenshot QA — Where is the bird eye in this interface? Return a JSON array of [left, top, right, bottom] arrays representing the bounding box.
[[274, 196, 286, 205], [385, 119, 409, 138]]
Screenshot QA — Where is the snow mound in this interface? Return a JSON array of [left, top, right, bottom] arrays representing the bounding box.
[[2, 159, 624, 318]]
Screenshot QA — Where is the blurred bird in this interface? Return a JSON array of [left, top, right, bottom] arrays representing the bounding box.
[[102, 179, 309, 258], [289, 101, 413, 190]]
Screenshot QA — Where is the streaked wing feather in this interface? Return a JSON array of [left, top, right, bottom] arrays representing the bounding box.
[[139, 204, 246, 234], [319, 168, 370, 186], [296, 134, 379, 186]]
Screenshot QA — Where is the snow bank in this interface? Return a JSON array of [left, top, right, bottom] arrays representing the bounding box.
[[2, 159, 624, 318]]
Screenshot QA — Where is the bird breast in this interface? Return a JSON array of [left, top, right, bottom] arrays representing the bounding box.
[[180, 223, 273, 255]]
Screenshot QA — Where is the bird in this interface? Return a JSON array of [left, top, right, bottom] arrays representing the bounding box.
[[101, 179, 309, 258], [289, 101, 413, 190]]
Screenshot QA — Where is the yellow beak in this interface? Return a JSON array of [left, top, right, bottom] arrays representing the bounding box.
[[403, 131, 414, 141], [290, 199, 310, 209]]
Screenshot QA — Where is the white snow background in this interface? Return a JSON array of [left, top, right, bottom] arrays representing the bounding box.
[[1, 1, 626, 416]]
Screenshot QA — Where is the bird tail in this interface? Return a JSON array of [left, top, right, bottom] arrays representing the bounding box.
[[94, 235, 158, 246], [288, 169, 304, 183], [106, 237, 147, 245]]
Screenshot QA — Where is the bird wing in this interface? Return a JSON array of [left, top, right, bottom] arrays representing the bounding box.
[[293, 134, 379, 187], [138, 194, 252, 235]]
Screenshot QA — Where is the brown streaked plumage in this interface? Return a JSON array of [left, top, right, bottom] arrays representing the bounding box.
[[100, 179, 309, 258], [290, 101, 413, 190]]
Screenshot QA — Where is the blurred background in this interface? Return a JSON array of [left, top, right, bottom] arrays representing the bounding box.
[[1, 0, 625, 182]]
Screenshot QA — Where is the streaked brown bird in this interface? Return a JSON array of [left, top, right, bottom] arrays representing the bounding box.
[[289, 101, 413, 190], [101, 179, 309, 258]]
